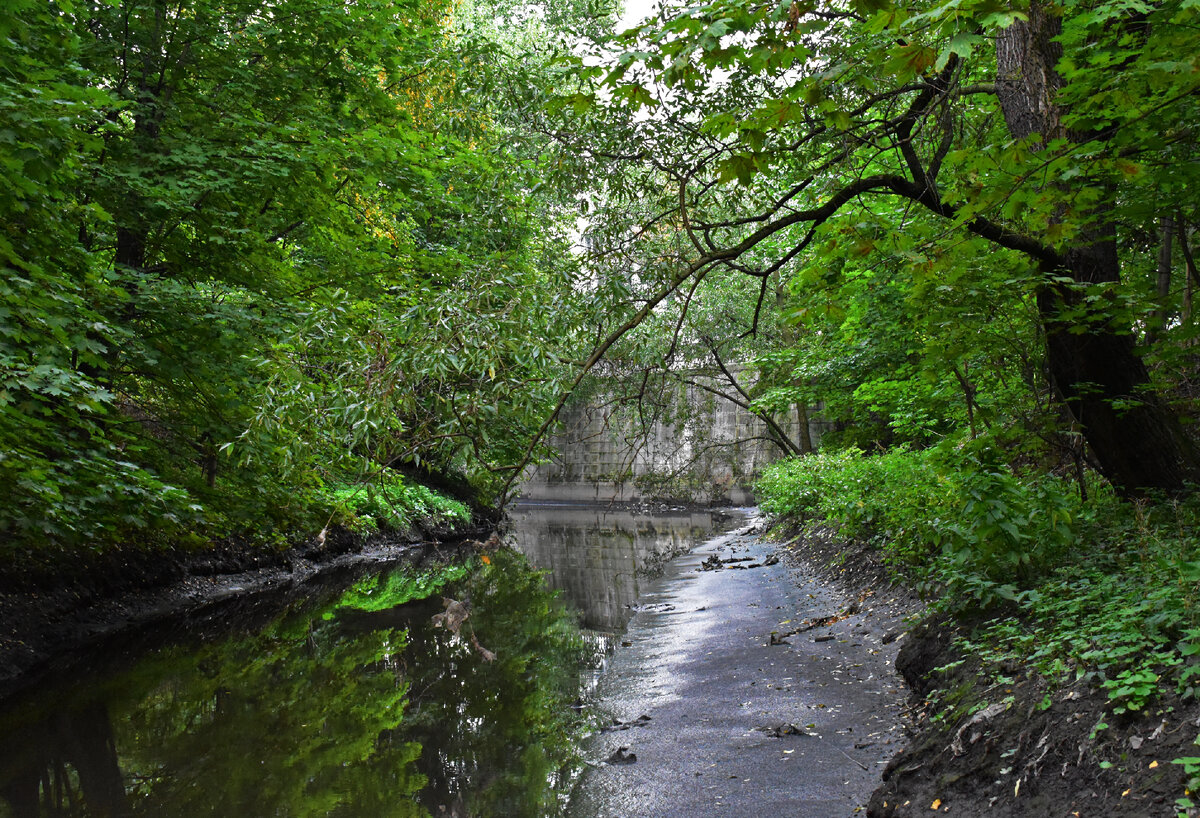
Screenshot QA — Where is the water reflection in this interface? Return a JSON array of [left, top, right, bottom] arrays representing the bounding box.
[[0, 551, 584, 818], [508, 504, 729, 633], [0, 508, 731, 818]]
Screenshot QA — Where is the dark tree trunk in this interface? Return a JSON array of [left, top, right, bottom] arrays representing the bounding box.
[[58, 704, 131, 818], [995, 5, 1067, 148], [795, 402, 814, 454], [1037, 251, 1198, 493], [995, 4, 1200, 493]]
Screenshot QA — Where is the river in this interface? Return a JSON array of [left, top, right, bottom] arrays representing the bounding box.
[[0, 504, 736, 818]]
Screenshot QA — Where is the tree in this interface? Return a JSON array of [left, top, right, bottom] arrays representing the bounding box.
[[551, 0, 1200, 494], [0, 0, 599, 551]]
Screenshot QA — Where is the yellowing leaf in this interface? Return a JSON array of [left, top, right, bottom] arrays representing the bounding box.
[[931, 799, 941, 810]]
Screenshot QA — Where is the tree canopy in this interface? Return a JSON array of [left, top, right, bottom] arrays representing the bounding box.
[[0, 0, 610, 554], [544, 0, 1200, 495], [3, 0, 1200, 559]]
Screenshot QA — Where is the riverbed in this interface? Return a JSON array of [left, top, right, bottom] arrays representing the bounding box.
[[557, 513, 912, 818], [0, 505, 912, 817]]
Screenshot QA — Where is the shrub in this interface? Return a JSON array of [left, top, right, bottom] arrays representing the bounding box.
[[756, 446, 949, 570], [756, 440, 1086, 593], [328, 474, 470, 532]]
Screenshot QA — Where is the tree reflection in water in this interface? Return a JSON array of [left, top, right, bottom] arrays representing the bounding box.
[[0, 549, 586, 818]]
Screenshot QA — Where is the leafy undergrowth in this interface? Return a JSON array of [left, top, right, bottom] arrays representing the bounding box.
[[758, 443, 1200, 815], [0, 470, 474, 596], [325, 473, 471, 535]]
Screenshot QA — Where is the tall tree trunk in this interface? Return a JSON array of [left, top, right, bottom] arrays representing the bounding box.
[[1185, 264, 1193, 323], [996, 5, 1200, 493], [795, 402, 814, 454], [1149, 216, 1175, 340], [1036, 249, 1197, 493], [1158, 216, 1176, 303], [1180, 217, 1200, 322]]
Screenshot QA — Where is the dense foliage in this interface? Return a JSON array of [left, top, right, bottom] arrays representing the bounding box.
[[1, 0, 608, 557], [548, 0, 1200, 493]]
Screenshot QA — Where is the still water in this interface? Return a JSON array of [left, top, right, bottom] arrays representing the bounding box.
[[0, 505, 730, 818]]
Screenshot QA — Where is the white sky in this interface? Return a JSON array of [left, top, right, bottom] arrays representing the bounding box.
[[617, 0, 658, 31]]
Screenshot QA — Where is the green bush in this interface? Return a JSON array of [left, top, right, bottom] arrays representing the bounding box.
[[930, 444, 1083, 601], [759, 441, 1200, 727], [756, 441, 1087, 597], [756, 446, 949, 570], [327, 474, 470, 533]]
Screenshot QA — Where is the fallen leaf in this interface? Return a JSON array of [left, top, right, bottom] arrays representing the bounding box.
[[480, 554, 491, 564], [1122, 789, 1131, 797], [931, 799, 941, 810], [1150, 760, 1159, 769]]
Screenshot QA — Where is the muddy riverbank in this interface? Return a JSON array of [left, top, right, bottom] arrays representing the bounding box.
[[0, 523, 493, 698], [568, 518, 919, 817], [5, 507, 1190, 817], [870, 617, 1200, 818], [780, 525, 1200, 818]]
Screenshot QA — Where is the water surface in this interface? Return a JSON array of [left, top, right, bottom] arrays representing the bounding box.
[[0, 506, 730, 818]]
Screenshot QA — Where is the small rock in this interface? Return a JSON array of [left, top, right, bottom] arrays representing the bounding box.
[[600, 715, 652, 732], [606, 747, 637, 765], [757, 723, 811, 738]]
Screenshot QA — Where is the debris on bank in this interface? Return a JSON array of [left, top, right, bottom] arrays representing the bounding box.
[[780, 523, 1200, 818]]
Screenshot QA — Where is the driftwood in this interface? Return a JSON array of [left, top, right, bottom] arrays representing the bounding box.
[[770, 589, 874, 642]]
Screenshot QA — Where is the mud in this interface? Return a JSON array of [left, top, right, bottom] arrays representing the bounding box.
[[568, 519, 919, 817], [783, 527, 1200, 818], [870, 614, 1200, 817]]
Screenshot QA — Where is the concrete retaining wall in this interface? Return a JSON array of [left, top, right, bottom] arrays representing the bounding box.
[[519, 376, 828, 504]]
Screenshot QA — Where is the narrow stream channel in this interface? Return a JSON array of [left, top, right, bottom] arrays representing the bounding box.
[[0, 505, 734, 818]]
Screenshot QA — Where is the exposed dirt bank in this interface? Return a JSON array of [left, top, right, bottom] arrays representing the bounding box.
[[0, 521, 492, 699], [780, 524, 1200, 817], [871, 615, 1200, 817]]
